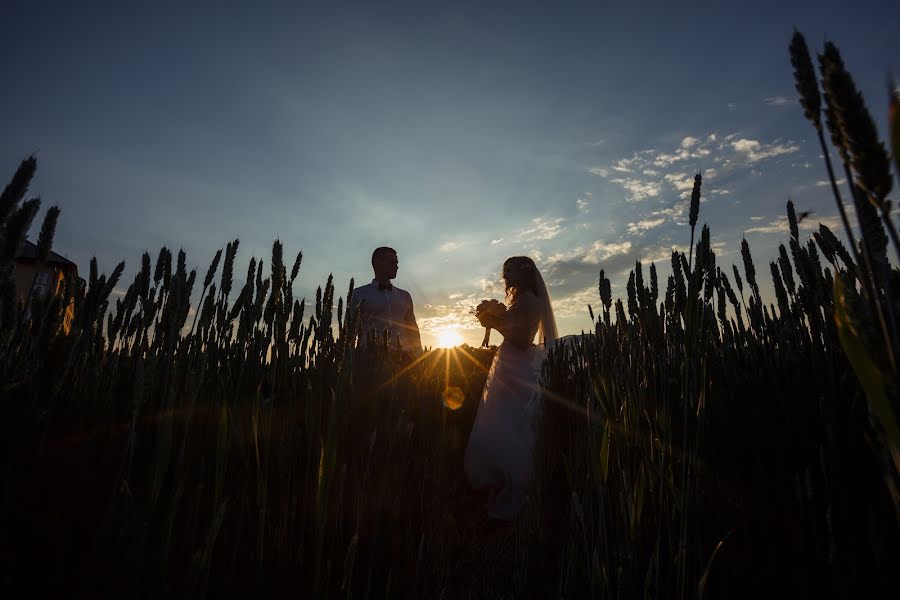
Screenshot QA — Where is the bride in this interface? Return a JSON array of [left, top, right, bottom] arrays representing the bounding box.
[[465, 256, 558, 520]]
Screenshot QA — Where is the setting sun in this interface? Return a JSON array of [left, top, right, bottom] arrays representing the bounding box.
[[436, 328, 463, 348]]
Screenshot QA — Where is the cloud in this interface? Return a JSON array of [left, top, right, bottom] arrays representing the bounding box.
[[479, 277, 504, 295], [664, 172, 696, 192], [585, 240, 633, 262], [610, 177, 662, 201], [627, 218, 666, 234], [638, 243, 689, 264], [418, 293, 484, 333], [653, 146, 711, 168], [439, 241, 460, 252], [544, 251, 634, 300], [551, 286, 600, 319], [548, 240, 633, 266], [576, 194, 591, 214], [589, 167, 609, 177], [490, 238, 504, 245], [743, 220, 794, 234], [584, 132, 806, 258], [744, 214, 842, 235], [764, 96, 796, 106], [652, 198, 690, 221], [612, 157, 639, 173], [750, 216, 766, 221], [516, 216, 565, 241], [730, 139, 799, 163], [815, 177, 847, 187]]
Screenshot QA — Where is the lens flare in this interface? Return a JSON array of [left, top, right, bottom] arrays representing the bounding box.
[[442, 386, 464, 410]]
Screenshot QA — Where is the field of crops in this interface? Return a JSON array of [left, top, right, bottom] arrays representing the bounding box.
[[1, 32, 899, 598]]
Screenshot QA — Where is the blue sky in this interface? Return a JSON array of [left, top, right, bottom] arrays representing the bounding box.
[[2, 0, 899, 346]]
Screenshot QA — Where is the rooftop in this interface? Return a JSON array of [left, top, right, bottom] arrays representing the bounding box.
[[15, 240, 77, 268]]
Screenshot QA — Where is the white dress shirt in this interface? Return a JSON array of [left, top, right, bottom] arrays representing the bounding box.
[[350, 280, 422, 351]]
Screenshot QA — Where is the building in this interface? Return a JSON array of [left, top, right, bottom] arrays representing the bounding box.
[[14, 240, 79, 333]]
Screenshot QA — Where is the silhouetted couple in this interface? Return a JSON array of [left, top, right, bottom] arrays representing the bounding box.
[[353, 247, 558, 520]]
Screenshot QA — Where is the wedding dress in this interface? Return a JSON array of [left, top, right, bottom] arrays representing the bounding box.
[[464, 271, 558, 520]]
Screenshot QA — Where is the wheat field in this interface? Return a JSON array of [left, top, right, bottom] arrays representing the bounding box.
[[0, 31, 899, 598]]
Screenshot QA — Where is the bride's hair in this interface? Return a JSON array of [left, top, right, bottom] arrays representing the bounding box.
[[503, 256, 559, 344], [503, 256, 540, 301]]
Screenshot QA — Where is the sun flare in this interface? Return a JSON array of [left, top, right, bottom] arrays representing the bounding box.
[[436, 328, 463, 348]]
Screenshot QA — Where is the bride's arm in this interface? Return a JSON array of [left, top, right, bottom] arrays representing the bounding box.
[[481, 295, 538, 351]]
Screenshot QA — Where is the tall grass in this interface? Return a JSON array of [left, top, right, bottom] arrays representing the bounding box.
[[1, 32, 899, 598]]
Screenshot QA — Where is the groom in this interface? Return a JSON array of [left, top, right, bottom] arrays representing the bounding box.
[[351, 247, 422, 353]]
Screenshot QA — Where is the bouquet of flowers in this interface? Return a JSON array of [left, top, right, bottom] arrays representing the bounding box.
[[473, 299, 507, 347]]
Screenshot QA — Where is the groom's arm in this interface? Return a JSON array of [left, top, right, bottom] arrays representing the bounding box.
[[403, 292, 422, 352]]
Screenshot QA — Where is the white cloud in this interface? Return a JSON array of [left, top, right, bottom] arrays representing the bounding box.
[[610, 177, 662, 201], [612, 157, 639, 173], [551, 286, 599, 319], [439, 241, 459, 252], [547, 239, 633, 266], [589, 166, 609, 177], [652, 198, 689, 220], [449, 292, 463, 299], [653, 146, 711, 168], [815, 177, 847, 187], [479, 277, 504, 294], [744, 220, 792, 234], [664, 172, 696, 192], [576, 194, 590, 214], [745, 214, 841, 235], [517, 217, 565, 241], [750, 215, 766, 221], [639, 243, 689, 264], [730, 138, 799, 163], [490, 238, 504, 245], [593, 132, 803, 235], [627, 218, 666, 234], [584, 240, 633, 262], [764, 96, 796, 106]]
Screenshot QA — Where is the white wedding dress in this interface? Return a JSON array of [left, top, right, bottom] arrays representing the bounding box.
[[465, 278, 558, 520]]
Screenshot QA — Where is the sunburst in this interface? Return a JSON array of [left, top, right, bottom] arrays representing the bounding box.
[[435, 327, 463, 348]]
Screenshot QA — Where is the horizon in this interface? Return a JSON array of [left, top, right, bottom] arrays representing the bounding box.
[[3, 0, 899, 347]]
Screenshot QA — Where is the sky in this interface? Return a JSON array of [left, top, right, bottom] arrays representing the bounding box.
[[2, 0, 899, 347]]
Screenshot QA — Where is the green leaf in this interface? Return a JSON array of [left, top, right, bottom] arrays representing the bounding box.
[[599, 423, 610, 483], [698, 531, 732, 600], [834, 277, 900, 448]]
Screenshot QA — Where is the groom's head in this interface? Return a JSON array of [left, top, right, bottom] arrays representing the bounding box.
[[372, 247, 398, 280]]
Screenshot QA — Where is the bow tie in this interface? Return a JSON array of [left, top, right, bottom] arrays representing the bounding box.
[[378, 282, 393, 291]]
